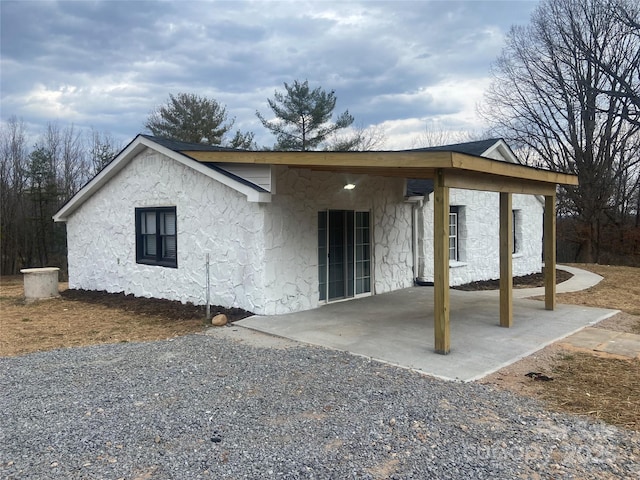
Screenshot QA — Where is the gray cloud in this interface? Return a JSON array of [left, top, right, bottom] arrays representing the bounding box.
[[1, 0, 538, 149]]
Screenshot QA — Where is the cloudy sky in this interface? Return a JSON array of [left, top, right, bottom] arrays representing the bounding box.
[[1, 0, 538, 150]]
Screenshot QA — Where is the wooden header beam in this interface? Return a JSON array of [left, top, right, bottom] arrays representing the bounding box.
[[441, 169, 557, 196], [183, 150, 578, 188]]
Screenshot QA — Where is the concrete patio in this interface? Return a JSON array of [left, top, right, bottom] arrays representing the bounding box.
[[237, 284, 618, 382]]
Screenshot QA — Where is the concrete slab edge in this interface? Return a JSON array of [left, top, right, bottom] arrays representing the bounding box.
[[465, 309, 621, 383], [235, 322, 465, 382]]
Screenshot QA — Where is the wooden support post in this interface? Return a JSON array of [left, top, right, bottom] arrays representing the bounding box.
[[544, 194, 557, 310], [499, 192, 513, 327], [434, 169, 450, 354]]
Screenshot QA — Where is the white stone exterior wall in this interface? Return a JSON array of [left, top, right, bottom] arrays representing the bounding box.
[[65, 145, 541, 315], [66, 148, 267, 312], [418, 189, 543, 286], [259, 166, 414, 315]]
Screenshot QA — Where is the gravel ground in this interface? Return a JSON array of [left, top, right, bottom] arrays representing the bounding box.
[[1, 330, 639, 480]]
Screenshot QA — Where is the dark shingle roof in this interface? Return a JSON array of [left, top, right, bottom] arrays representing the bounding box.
[[405, 138, 502, 156], [141, 135, 506, 197], [405, 139, 504, 197], [407, 179, 434, 197], [141, 135, 246, 152]]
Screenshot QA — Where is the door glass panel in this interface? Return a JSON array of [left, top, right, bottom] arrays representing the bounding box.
[[318, 212, 327, 301], [346, 211, 354, 297], [355, 211, 371, 294], [320, 210, 371, 301], [328, 210, 346, 300]]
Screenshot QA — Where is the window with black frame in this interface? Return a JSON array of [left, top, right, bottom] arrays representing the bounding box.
[[135, 207, 177, 267]]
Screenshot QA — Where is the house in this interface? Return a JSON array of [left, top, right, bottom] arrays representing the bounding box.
[[406, 139, 544, 286], [54, 134, 578, 354]]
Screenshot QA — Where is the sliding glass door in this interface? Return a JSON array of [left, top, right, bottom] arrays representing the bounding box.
[[318, 210, 371, 301]]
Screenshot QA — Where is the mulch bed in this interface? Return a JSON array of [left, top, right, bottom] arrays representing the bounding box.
[[453, 269, 573, 291], [60, 270, 572, 320], [61, 289, 253, 322]]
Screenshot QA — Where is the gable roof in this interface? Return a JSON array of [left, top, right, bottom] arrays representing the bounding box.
[[53, 135, 271, 222], [55, 134, 576, 223], [140, 135, 270, 192]]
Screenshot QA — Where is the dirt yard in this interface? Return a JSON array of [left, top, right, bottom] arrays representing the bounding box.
[[2, 265, 639, 432], [0, 277, 250, 357], [481, 264, 640, 431]]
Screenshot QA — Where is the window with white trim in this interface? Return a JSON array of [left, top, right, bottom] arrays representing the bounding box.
[[135, 207, 177, 268], [449, 206, 459, 261]]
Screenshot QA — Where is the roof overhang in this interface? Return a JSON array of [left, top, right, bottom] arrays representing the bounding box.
[[54, 135, 271, 222], [54, 135, 578, 223], [182, 149, 578, 195]]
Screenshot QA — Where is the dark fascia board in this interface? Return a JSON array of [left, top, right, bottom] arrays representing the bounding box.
[[53, 134, 270, 222]]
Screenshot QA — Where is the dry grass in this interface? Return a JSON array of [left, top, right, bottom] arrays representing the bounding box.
[[487, 263, 640, 431], [542, 351, 640, 431], [554, 264, 640, 317], [0, 277, 209, 357]]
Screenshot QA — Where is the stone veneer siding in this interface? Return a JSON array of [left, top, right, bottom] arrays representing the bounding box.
[[66, 148, 267, 312], [259, 166, 414, 315], [418, 189, 543, 286], [66, 148, 541, 315]]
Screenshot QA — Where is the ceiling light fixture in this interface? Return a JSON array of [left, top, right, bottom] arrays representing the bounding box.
[[344, 183, 356, 190]]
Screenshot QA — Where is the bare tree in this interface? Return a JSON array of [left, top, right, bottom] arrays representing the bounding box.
[[574, 0, 640, 126], [411, 120, 483, 149], [0, 117, 29, 273], [0, 119, 109, 273], [325, 124, 387, 151], [481, 0, 640, 263], [87, 128, 121, 174]]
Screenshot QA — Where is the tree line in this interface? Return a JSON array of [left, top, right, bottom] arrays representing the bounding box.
[[482, 0, 640, 265], [0, 118, 121, 275]]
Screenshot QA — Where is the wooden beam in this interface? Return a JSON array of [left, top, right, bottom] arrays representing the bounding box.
[[451, 153, 579, 186], [442, 169, 557, 195], [186, 149, 454, 170], [183, 149, 579, 187], [499, 193, 513, 327], [544, 194, 557, 310], [433, 169, 450, 354], [293, 165, 438, 179]]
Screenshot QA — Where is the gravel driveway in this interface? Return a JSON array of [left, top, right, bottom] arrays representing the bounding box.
[[1, 329, 638, 479]]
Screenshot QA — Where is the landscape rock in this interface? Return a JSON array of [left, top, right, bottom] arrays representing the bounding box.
[[211, 314, 228, 326]]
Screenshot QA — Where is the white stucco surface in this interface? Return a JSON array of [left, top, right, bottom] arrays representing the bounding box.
[[259, 166, 414, 315], [64, 142, 544, 315], [66, 148, 267, 312], [418, 189, 543, 286]]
